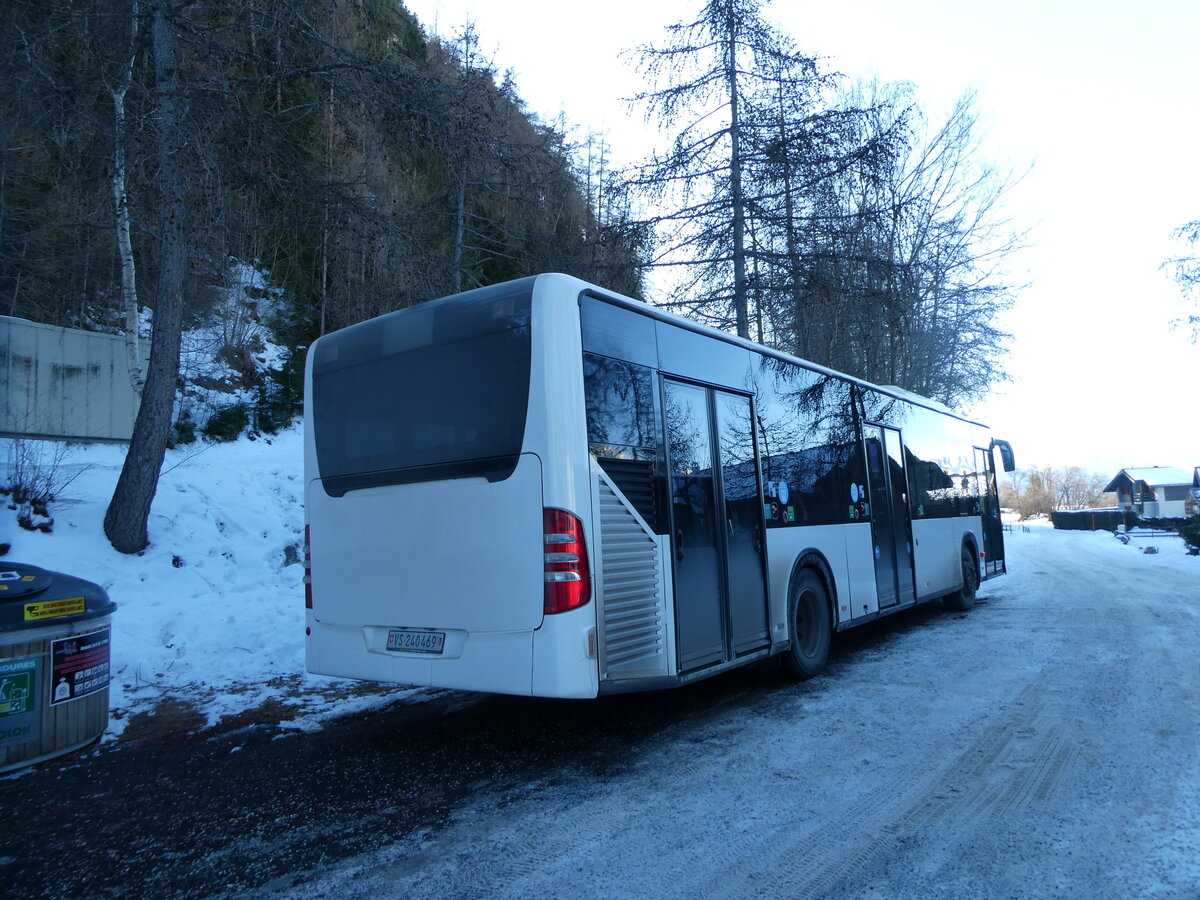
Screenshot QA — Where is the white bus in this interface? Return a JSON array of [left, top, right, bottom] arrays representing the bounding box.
[[303, 273, 1014, 698]]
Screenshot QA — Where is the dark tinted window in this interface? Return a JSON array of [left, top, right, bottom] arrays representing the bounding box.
[[898, 404, 951, 518], [861, 390, 980, 519], [754, 358, 863, 527], [580, 296, 657, 367], [311, 282, 533, 495], [583, 352, 662, 529], [583, 353, 656, 458]]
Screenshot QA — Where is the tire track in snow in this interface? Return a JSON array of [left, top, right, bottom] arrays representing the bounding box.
[[711, 680, 1083, 899]]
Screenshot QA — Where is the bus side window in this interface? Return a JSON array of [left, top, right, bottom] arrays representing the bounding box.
[[583, 352, 663, 531]]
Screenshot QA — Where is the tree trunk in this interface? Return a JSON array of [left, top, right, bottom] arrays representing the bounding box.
[[452, 158, 466, 293], [112, 0, 143, 396], [776, 79, 807, 358], [104, 0, 188, 554], [725, 17, 750, 339]]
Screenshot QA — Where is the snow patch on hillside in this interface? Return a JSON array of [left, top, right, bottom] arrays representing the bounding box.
[[1, 428, 418, 740]]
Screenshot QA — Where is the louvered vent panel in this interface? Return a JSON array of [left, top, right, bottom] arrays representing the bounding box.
[[596, 457, 657, 532], [597, 478, 667, 679]]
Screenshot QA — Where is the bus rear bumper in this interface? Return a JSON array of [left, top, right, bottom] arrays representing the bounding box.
[[306, 618, 538, 697]]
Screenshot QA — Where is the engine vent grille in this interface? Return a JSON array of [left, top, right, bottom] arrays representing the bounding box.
[[596, 476, 667, 680], [595, 456, 658, 532]]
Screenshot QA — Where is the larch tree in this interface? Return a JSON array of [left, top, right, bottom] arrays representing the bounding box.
[[629, 0, 795, 338]]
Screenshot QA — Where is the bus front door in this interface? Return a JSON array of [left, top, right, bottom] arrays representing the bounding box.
[[865, 425, 916, 610], [664, 380, 770, 672], [975, 446, 1005, 576]]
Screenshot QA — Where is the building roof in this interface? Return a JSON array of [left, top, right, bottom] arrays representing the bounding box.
[[1104, 466, 1195, 493]]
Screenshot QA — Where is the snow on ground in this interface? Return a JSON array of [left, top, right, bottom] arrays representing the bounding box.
[[4, 436, 1200, 893], [2, 433, 1197, 744], [2, 429, 418, 739], [275, 521, 1200, 899]]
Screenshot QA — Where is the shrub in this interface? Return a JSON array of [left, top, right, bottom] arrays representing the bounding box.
[[1178, 516, 1200, 550], [252, 381, 295, 435], [201, 403, 249, 442], [172, 414, 197, 447], [1, 439, 89, 532]]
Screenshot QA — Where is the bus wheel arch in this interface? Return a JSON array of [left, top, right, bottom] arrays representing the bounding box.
[[945, 539, 980, 612], [782, 554, 834, 680]]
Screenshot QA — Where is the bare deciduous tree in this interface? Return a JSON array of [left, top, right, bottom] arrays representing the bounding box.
[[108, 0, 144, 395], [1004, 465, 1110, 519]]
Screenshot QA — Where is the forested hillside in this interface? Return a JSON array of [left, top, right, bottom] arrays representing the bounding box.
[[1, 0, 643, 385], [2, 0, 1025, 552]]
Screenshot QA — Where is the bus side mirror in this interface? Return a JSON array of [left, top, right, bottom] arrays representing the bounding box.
[[990, 439, 1016, 473]]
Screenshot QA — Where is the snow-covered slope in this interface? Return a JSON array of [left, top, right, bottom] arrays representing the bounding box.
[[2, 428, 414, 738]]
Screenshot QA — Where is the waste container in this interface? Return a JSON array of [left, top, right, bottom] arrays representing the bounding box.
[[0, 562, 116, 772]]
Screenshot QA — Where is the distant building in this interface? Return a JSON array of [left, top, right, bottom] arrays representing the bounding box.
[[1104, 467, 1197, 518]]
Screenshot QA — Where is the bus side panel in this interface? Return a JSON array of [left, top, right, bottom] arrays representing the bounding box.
[[911, 517, 983, 599], [523, 274, 593, 517], [764, 524, 861, 635], [525, 275, 603, 698], [842, 523, 879, 622], [531, 610, 600, 698]]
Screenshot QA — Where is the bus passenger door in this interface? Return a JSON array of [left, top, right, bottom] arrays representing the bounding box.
[[975, 446, 1005, 576], [714, 392, 770, 656], [865, 425, 916, 609], [664, 380, 769, 672]]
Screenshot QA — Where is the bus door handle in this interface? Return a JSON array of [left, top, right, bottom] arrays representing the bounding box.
[[675, 529, 684, 561]]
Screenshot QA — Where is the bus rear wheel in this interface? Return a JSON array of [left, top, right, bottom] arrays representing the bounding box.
[[783, 569, 831, 680], [945, 546, 978, 612]]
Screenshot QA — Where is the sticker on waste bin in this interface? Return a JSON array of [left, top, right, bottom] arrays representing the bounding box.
[[0, 656, 41, 748], [50, 627, 111, 706], [24, 596, 86, 621]]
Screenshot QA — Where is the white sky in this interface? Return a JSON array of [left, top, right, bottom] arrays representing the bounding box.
[[404, 0, 1200, 477]]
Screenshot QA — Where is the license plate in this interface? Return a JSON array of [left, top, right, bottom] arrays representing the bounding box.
[[386, 628, 446, 654]]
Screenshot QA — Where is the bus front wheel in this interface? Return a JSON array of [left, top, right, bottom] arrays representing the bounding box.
[[783, 569, 831, 680], [945, 547, 978, 612]]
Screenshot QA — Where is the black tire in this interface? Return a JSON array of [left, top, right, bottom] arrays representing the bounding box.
[[944, 546, 978, 612], [783, 569, 832, 680]]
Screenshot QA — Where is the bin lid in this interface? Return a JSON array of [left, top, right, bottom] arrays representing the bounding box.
[[0, 562, 115, 632], [0, 562, 53, 597]]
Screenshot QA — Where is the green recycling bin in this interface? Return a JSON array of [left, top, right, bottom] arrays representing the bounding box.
[[0, 562, 116, 772]]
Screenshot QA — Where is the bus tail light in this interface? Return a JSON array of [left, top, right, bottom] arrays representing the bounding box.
[[543, 508, 591, 614], [304, 525, 313, 610]]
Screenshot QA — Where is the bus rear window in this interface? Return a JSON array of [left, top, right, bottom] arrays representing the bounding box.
[[311, 282, 533, 495]]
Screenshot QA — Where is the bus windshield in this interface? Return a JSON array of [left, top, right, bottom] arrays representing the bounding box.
[[311, 281, 533, 495]]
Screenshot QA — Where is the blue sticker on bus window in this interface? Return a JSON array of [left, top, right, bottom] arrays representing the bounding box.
[[778, 482, 790, 505]]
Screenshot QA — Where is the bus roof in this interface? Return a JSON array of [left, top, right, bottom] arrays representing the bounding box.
[[546, 274, 988, 429]]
